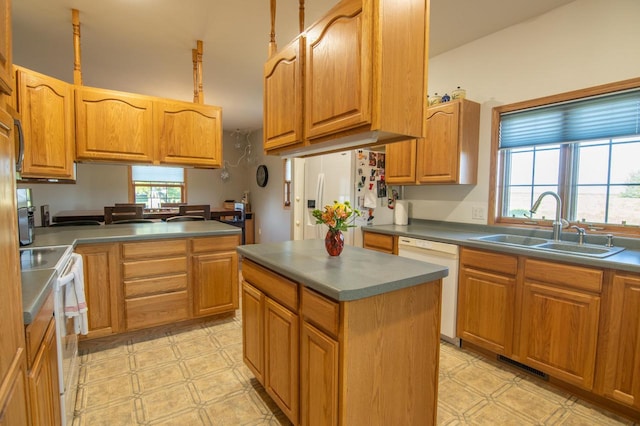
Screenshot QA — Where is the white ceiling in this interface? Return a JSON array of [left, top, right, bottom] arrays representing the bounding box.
[[12, 0, 575, 132]]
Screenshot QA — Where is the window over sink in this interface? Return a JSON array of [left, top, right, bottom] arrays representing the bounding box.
[[490, 79, 640, 237]]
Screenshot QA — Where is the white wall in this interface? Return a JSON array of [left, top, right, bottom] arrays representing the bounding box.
[[405, 0, 640, 224], [244, 129, 293, 243], [19, 131, 248, 226]]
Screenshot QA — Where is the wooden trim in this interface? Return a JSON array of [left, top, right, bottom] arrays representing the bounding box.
[[71, 9, 82, 85], [488, 77, 640, 237]]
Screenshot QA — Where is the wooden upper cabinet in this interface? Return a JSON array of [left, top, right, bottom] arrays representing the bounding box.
[[155, 99, 222, 168], [0, 0, 12, 96], [386, 139, 417, 185], [75, 86, 154, 163], [16, 67, 75, 179], [305, 0, 370, 139], [270, 0, 428, 149], [263, 36, 304, 153], [416, 99, 480, 184], [600, 273, 640, 409]]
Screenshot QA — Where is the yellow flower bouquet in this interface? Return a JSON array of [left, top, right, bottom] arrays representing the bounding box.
[[312, 200, 361, 233]]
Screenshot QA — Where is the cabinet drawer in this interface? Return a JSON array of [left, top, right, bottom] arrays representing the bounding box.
[[124, 273, 188, 298], [363, 232, 397, 254], [461, 247, 518, 276], [24, 290, 54, 367], [191, 235, 240, 253], [301, 287, 339, 338], [125, 291, 189, 330], [242, 259, 298, 311], [122, 239, 187, 259], [524, 259, 602, 293], [123, 257, 187, 279]]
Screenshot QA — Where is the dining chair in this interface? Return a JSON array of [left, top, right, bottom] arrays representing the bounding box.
[[178, 204, 210, 219], [104, 205, 144, 224], [160, 202, 187, 208]]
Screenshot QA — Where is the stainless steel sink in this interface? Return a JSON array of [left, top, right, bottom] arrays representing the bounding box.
[[535, 242, 625, 258], [470, 234, 625, 258], [473, 234, 548, 246]]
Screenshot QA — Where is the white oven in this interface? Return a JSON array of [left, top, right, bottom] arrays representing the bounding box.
[[54, 252, 84, 425]]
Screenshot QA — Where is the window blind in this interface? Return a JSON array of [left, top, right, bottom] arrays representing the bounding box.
[[499, 89, 640, 149], [131, 166, 184, 183]]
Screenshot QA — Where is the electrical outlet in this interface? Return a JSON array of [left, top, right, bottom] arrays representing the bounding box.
[[471, 206, 485, 220]]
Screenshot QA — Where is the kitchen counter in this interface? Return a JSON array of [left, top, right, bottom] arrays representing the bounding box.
[[21, 268, 57, 324], [21, 221, 241, 325], [237, 239, 448, 301], [363, 220, 640, 273], [30, 220, 241, 248]]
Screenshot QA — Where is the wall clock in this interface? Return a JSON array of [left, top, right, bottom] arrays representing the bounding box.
[[256, 164, 269, 187]]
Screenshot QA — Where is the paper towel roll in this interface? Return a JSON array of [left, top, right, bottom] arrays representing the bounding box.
[[394, 200, 409, 225]]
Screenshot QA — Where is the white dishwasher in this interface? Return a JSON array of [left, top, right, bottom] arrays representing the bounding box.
[[398, 236, 460, 346]]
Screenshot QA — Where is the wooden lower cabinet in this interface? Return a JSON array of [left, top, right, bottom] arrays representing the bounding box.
[[28, 317, 61, 426], [191, 236, 240, 317], [300, 322, 338, 426], [75, 243, 122, 338], [122, 239, 188, 330], [264, 298, 299, 422], [242, 259, 442, 425], [458, 249, 604, 393], [457, 248, 517, 356], [599, 272, 640, 409], [77, 235, 239, 339], [242, 282, 265, 383], [0, 353, 29, 426], [519, 259, 602, 390], [241, 269, 299, 424], [362, 231, 397, 255]]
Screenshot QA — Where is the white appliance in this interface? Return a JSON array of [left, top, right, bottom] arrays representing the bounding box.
[[299, 150, 393, 247], [54, 250, 82, 426], [398, 237, 460, 346]]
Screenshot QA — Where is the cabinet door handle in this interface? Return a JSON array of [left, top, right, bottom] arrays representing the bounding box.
[[14, 118, 25, 173]]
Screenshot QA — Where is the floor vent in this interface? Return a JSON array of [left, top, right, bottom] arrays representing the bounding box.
[[497, 355, 548, 380]]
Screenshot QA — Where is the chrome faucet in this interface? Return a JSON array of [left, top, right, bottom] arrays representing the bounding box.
[[530, 191, 565, 241], [571, 225, 586, 245]]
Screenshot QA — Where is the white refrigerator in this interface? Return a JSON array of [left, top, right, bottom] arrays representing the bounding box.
[[296, 150, 394, 247]]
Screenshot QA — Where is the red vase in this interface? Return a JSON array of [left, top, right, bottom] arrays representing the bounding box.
[[324, 229, 345, 256]]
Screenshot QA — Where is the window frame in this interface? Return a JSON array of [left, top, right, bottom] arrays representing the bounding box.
[[128, 166, 188, 208], [489, 77, 640, 238]]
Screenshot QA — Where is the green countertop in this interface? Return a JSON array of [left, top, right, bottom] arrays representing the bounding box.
[[362, 220, 640, 274], [237, 239, 448, 301]]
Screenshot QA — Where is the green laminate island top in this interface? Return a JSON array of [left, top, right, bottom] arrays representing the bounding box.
[[237, 239, 448, 301]]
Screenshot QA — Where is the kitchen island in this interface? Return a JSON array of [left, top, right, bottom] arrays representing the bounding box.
[[237, 240, 448, 425]]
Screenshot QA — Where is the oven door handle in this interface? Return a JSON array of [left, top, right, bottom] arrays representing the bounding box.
[[57, 271, 75, 287]]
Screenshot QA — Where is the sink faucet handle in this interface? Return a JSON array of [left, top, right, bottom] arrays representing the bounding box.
[[605, 234, 614, 247], [571, 225, 586, 234], [571, 225, 586, 244]]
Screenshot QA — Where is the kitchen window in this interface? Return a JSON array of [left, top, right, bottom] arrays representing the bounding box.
[[490, 79, 640, 237], [129, 166, 186, 208]]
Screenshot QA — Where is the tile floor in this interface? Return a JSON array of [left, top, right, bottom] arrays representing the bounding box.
[[74, 312, 638, 426]]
